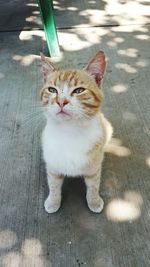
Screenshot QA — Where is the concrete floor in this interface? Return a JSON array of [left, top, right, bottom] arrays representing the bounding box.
[[0, 1, 150, 267]]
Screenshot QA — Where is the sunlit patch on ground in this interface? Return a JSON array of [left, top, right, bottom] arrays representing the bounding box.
[[111, 84, 128, 93], [19, 30, 45, 41], [136, 59, 148, 67], [0, 230, 17, 250], [13, 54, 36, 66], [58, 27, 109, 52], [117, 48, 138, 58], [135, 34, 150, 40], [115, 63, 137, 73], [122, 111, 137, 121], [146, 157, 150, 168], [21, 239, 42, 256], [1, 237, 49, 267], [58, 32, 91, 51], [106, 190, 143, 222]]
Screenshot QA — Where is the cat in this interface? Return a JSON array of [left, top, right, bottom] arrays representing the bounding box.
[[40, 51, 113, 213]]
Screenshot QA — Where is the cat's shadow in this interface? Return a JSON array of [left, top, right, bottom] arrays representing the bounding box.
[[62, 177, 86, 206]]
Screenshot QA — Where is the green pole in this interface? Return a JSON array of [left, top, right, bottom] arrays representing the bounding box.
[[38, 0, 60, 57]]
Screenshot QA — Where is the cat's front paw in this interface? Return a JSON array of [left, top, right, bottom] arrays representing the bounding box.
[[44, 196, 61, 214], [87, 196, 104, 213]]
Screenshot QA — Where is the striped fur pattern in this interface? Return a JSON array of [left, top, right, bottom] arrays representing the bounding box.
[[40, 51, 113, 213]]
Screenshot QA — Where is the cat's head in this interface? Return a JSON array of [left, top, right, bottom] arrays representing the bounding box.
[[40, 51, 106, 122]]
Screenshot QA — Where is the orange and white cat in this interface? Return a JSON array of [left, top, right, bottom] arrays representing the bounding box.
[[40, 51, 113, 213]]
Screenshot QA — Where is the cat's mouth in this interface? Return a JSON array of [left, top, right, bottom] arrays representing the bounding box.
[[56, 110, 71, 117]]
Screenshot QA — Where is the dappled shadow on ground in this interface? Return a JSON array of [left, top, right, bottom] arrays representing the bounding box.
[[0, 0, 40, 31], [1, 0, 149, 31], [0, 0, 150, 266], [54, 0, 150, 28]]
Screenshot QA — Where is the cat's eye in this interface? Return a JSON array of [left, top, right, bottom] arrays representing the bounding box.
[[73, 87, 86, 94], [48, 87, 58, 94]]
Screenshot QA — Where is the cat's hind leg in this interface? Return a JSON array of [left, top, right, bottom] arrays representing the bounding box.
[[84, 169, 104, 213], [44, 173, 64, 213]]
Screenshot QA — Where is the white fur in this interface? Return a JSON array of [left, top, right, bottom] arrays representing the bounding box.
[[44, 173, 63, 213], [84, 170, 104, 213], [42, 115, 103, 177]]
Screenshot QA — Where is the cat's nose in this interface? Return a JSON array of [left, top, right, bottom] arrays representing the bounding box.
[[57, 99, 69, 109]]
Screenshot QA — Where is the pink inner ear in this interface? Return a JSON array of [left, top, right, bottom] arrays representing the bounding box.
[[85, 51, 106, 86]]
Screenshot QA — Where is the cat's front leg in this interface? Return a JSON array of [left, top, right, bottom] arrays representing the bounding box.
[[84, 169, 104, 213], [44, 173, 64, 214]]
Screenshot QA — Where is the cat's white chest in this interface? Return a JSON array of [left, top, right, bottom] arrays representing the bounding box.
[[42, 118, 102, 176]]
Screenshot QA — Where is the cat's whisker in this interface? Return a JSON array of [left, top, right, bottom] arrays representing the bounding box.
[[72, 108, 91, 120]]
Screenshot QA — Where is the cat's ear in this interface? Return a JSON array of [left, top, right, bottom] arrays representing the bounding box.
[[40, 53, 55, 83], [84, 51, 106, 86]]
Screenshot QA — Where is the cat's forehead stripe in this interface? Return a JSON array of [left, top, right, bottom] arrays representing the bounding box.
[[54, 70, 80, 87], [68, 72, 76, 84], [59, 72, 63, 81], [75, 78, 79, 86], [53, 77, 57, 86]]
